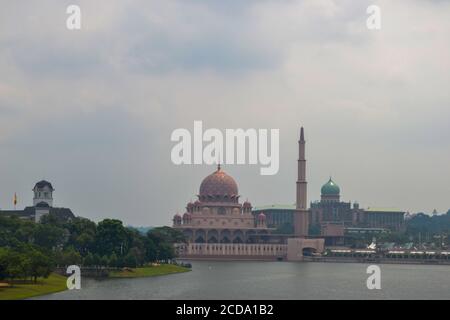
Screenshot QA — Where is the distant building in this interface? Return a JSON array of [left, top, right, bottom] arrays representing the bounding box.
[[0, 180, 75, 223], [357, 207, 405, 233], [174, 127, 324, 261], [252, 204, 295, 230], [310, 178, 354, 227], [253, 177, 406, 245]]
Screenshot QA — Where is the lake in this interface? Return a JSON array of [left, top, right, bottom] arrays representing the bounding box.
[[35, 261, 450, 300]]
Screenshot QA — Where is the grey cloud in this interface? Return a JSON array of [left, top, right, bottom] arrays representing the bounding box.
[[0, 0, 449, 225]]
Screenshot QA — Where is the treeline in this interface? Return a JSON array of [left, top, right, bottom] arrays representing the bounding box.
[[0, 214, 186, 282], [407, 210, 450, 236]]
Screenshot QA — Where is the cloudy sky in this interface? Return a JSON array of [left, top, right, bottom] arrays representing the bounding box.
[[0, 0, 449, 226]]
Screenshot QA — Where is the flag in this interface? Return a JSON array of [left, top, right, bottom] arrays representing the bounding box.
[[13, 193, 17, 206]]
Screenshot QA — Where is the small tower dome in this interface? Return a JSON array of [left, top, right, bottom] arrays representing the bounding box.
[[33, 180, 54, 207], [173, 213, 182, 226]]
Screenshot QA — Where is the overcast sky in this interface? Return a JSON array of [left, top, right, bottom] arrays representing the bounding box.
[[0, 0, 449, 226]]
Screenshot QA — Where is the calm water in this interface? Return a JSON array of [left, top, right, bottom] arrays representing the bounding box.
[[35, 261, 450, 300]]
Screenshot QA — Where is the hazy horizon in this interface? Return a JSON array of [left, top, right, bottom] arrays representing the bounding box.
[[1, 0, 449, 226]]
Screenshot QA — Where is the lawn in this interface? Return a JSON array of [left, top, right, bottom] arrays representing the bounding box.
[[109, 264, 190, 278], [0, 273, 67, 300]]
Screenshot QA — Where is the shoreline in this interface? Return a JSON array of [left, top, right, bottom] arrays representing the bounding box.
[[0, 274, 67, 301], [178, 256, 450, 266], [0, 264, 190, 300], [305, 257, 450, 266]]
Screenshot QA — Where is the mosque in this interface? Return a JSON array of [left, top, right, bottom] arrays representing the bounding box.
[[173, 127, 324, 261]]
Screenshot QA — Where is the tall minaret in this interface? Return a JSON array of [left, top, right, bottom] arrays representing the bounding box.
[[294, 127, 309, 237]]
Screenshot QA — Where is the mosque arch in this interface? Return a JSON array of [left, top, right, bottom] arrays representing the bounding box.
[[232, 230, 244, 243], [220, 229, 231, 243], [207, 229, 219, 243], [195, 229, 206, 243]]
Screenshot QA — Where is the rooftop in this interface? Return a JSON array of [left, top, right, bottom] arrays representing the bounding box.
[[252, 204, 296, 211], [365, 207, 404, 213]]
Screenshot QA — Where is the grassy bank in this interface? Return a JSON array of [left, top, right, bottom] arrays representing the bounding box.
[[0, 273, 67, 300], [109, 264, 190, 278], [0, 265, 189, 299]]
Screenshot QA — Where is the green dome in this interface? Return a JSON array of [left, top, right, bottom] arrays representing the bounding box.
[[321, 178, 340, 195]]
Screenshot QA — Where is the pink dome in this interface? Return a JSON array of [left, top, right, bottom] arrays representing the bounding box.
[[199, 166, 238, 201]]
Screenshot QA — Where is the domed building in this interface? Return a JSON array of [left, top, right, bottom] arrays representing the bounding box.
[[173, 164, 272, 245], [320, 178, 340, 202], [310, 177, 353, 229], [173, 126, 325, 261]]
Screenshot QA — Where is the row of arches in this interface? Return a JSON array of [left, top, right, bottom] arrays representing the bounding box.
[[183, 228, 270, 244]]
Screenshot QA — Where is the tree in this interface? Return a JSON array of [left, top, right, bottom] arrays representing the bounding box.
[[109, 253, 118, 268], [92, 254, 101, 268], [65, 217, 97, 255], [144, 237, 157, 262], [148, 226, 186, 245], [100, 255, 109, 267], [4, 251, 28, 282], [83, 252, 94, 267], [27, 248, 53, 282], [157, 243, 175, 262], [123, 253, 137, 268], [95, 219, 128, 257], [0, 248, 10, 280], [34, 223, 66, 250], [61, 248, 82, 266]]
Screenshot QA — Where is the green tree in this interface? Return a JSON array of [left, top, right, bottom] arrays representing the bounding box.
[[144, 237, 157, 262], [95, 219, 127, 256], [34, 223, 66, 250], [65, 217, 97, 255], [100, 255, 109, 267], [4, 251, 28, 281], [157, 243, 175, 262], [61, 248, 82, 266], [83, 252, 94, 266], [92, 254, 101, 267], [27, 248, 53, 282], [109, 253, 118, 268]]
